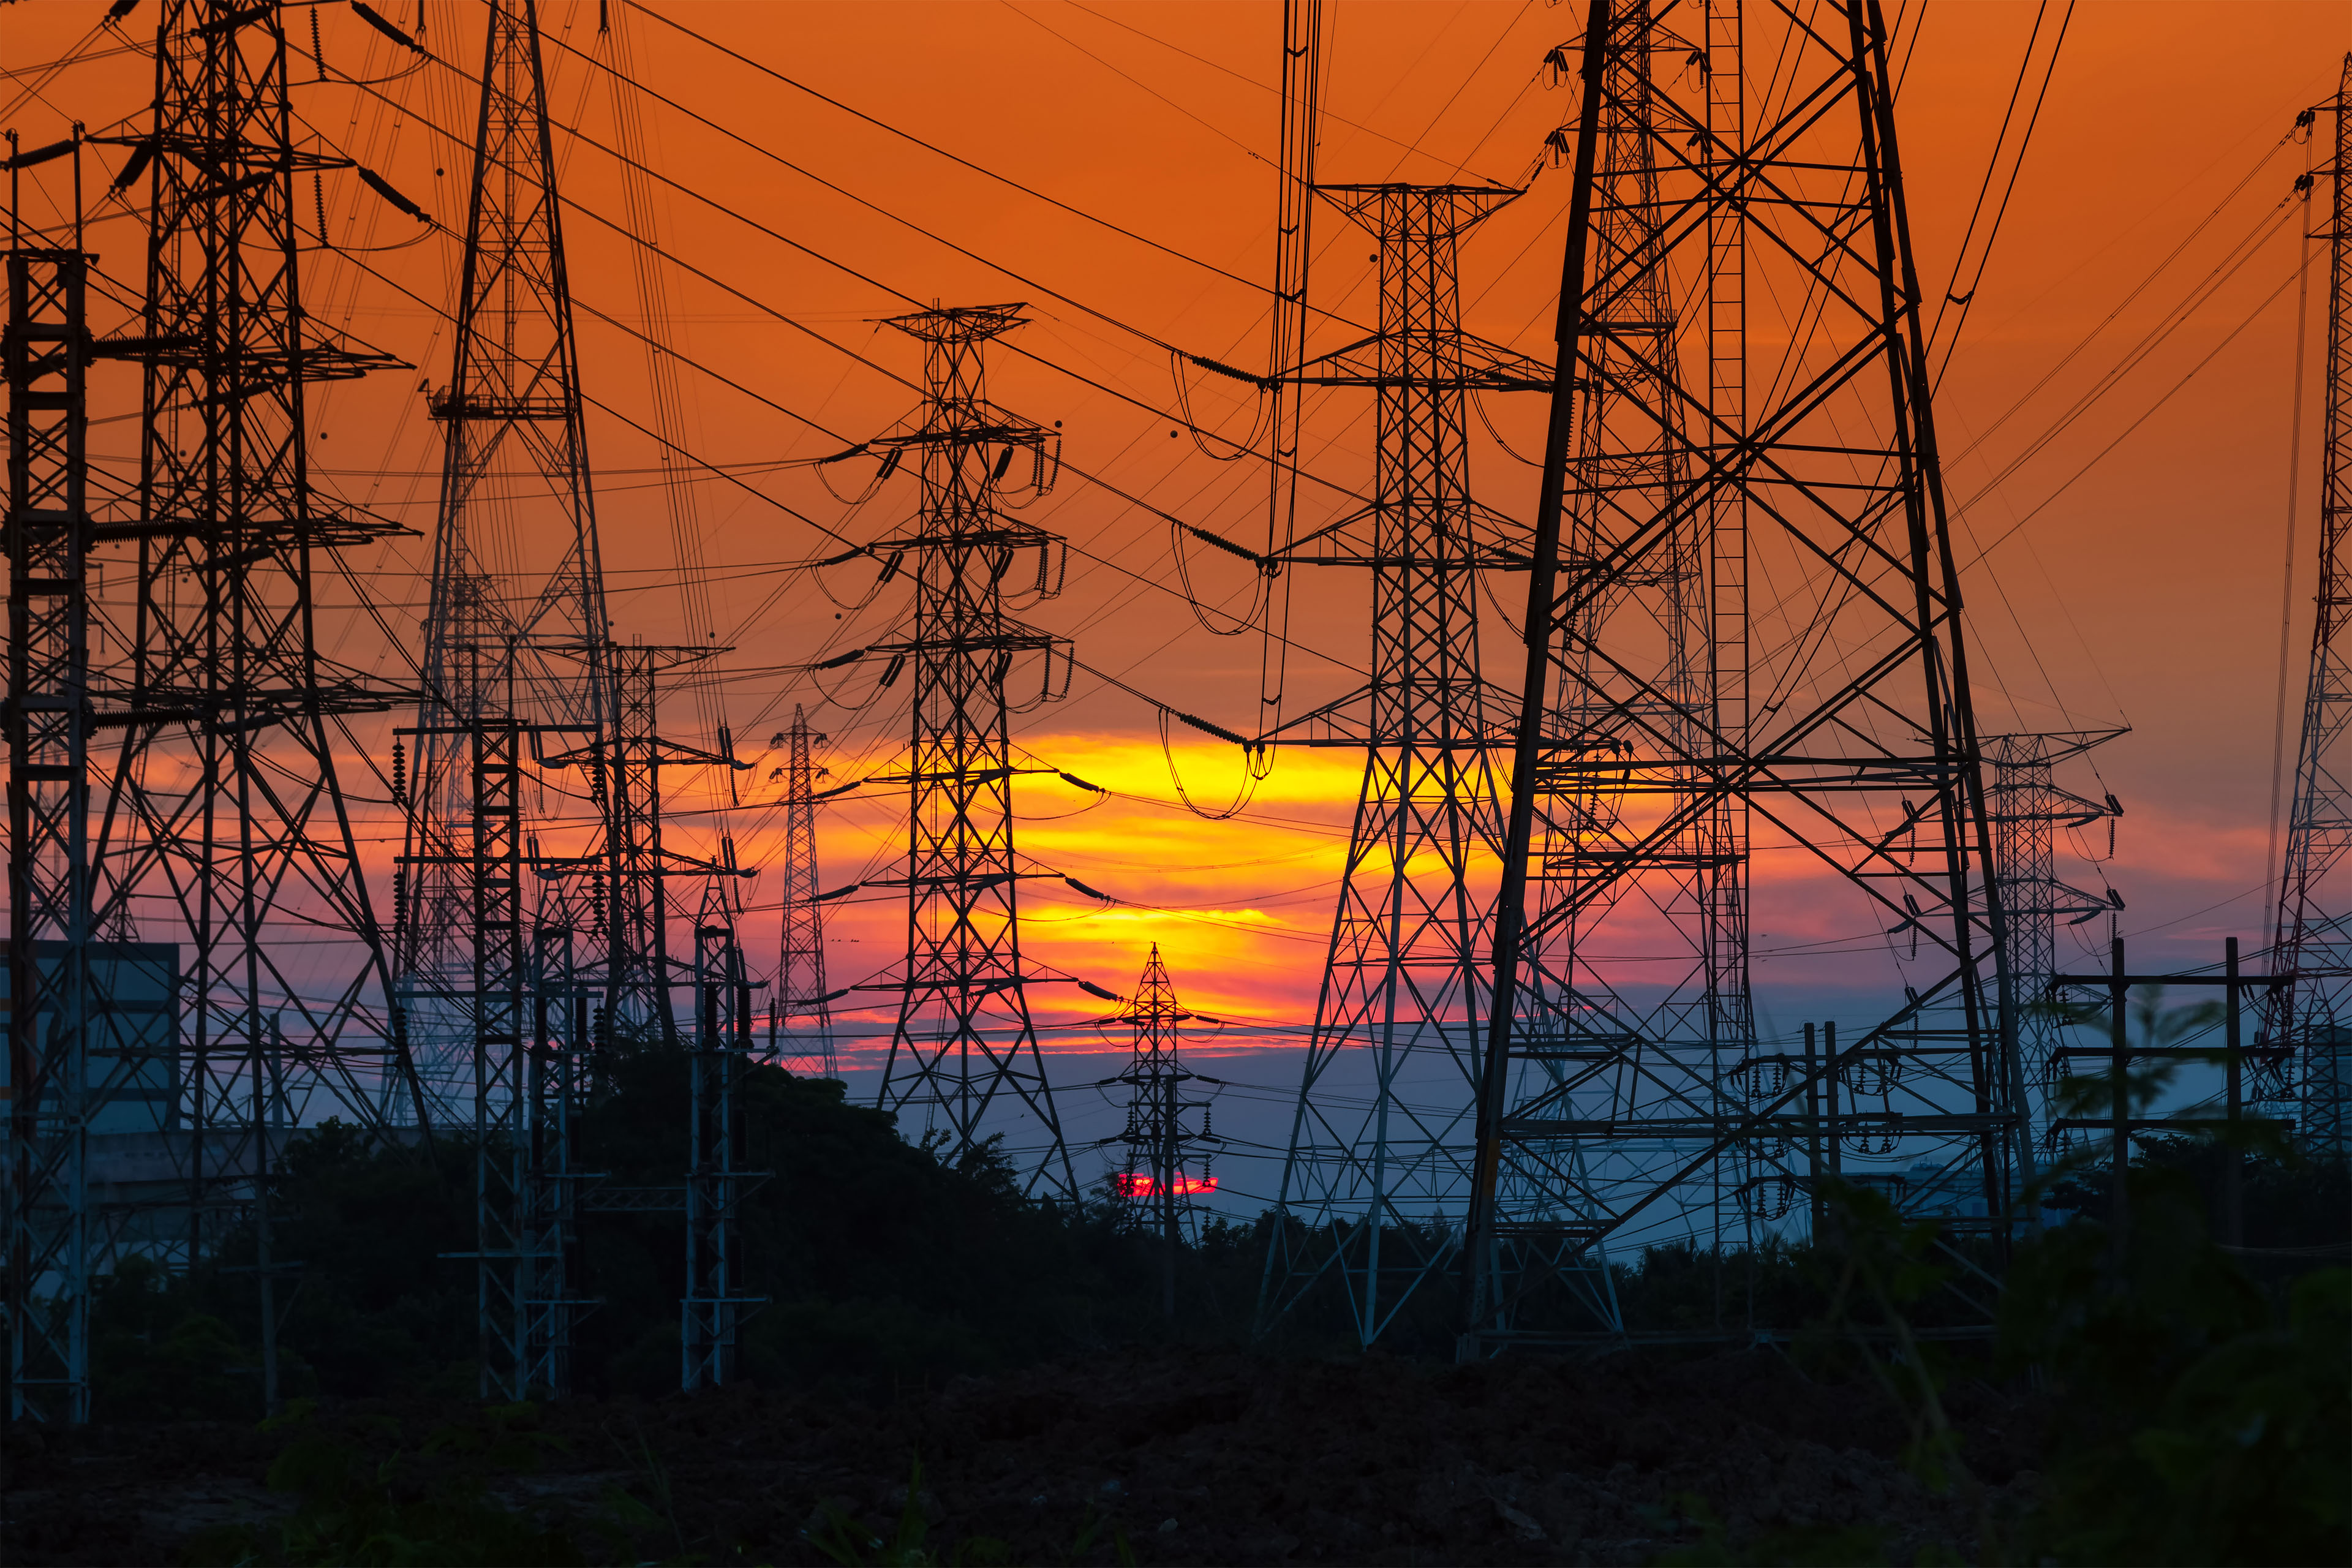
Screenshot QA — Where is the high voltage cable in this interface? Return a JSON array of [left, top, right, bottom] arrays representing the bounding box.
[[1057, 0, 1475, 173], [625, 0, 1371, 339], [51, 12, 1375, 680], [1959, 258, 2307, 573], [1954, 198, 2299, 519], [1952, 160, 2301, 470], [315, 37, 1381, 530], [1926, 0, 2074, 385], [276, 92, 1362, 684], [301, 141, 1368, 707], [536, 22, 1207, 366]]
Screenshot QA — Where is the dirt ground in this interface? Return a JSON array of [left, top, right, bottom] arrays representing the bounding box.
[[2, 1344, 2048, 1566]]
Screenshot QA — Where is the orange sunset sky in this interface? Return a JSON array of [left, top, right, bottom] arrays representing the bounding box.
[[6, 0, 2351, 1060]]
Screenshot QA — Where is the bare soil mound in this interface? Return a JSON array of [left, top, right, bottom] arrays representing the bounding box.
[[2, 1343, 2045, 1566]]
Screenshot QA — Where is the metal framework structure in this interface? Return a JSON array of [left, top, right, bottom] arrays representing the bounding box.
[[400, 0, 616, 1110], [1257, 184, 1545, 1345], [395, 0, 622, 1400], [105, 0, 418, 1172], [683, 922, 760, 1389], [466, 710, 533, 1396], [1985, 730, 2122, 1146], [772, 706, 837, 1077], [2265, 55, 2352, 1161], [537, 644, 749, 1394], [1105, 945, 1217, 1320], [1484, 15, 1743, 1326], [1464, 0, 2020, 1346], [6, 0, 434, 1424], [526, 919, 589, 1395], [865, 305, 1078, 1204], [6, 227, 96, 1423]]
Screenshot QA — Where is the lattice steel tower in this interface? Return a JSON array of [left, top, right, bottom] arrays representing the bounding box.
[[1465, 0, 2021, 1346], [7, 195, 97, 1424], [2266, 55, 2352, 1161], [772, 706, 835, 1077], [1257, 184, 1546, 1344], [399, 0, 615, 1100], [58, 0, 424, 1428], [108, 0, 419, 1120], [865, 306, 1076, 1202], [1986, 731, 2122, 1146], [1471, 4, 1745, 1333], [1107, 944, 1217, 1319], [396, 0, 616, 1398]]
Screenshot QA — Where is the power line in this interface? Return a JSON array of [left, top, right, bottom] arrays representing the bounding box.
[[625, 0, 1370, 339]]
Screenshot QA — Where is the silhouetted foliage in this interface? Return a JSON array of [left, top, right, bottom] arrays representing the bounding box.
[[568, 1051, 1166, 1396], [92, 1054, 1207, 1408]]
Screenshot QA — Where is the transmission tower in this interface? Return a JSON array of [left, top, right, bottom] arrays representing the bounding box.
[[2264, 55, 2352, 1162], [684, 919, 760, 1389], [12, 0, 430, 1427], [6, 181, 98, 1423], [1464, 0, 2021, 1347], [1468, 6, 1741, 1336], [1986, 731, 2124, 1147], [1104, 944, 1218, 1321], [771, 706, 837, 1077], [396, 0, 620, 1401], [1476, 14, 1745, 1330], [864, 305, 1077, 1204], [1256, 184, 1545, 1345], [399, 0, 616, 1116]]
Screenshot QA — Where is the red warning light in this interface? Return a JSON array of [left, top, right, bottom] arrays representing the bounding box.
[[1113, 1173, 1219, 1197]]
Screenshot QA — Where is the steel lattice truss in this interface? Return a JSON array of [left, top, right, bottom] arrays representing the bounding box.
[[399, 0, 619, 1123], [1488, 12, 1746, 1325], [1985, 731, 2122, 1148], [771, 706, 836, 1078], [1259, 184, 1545, 1345], [1466, 0, 2023, 1343], [467, 710, 533, 1397], [684, 924, 759, 1389], [75, 0, 425, 1346], [1106, 946, 1217, 1319], [2264, 55, 2352, 1159], [6, 246, 99, 1422], [865, 306, 1077, 1204]]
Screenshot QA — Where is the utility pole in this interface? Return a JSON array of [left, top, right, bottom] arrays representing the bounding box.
[[865, 305, 1078, 1204], [1106, 946, 1217, 1321], [1463, 0, 2019, 1350], [2264, 55, 2352, 1165], [1256, 184, 1545, 1346], [772, 706, 838, 1078]]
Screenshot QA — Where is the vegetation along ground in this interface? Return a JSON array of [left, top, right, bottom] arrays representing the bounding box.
[[3, 1061, 2345, 1566]]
